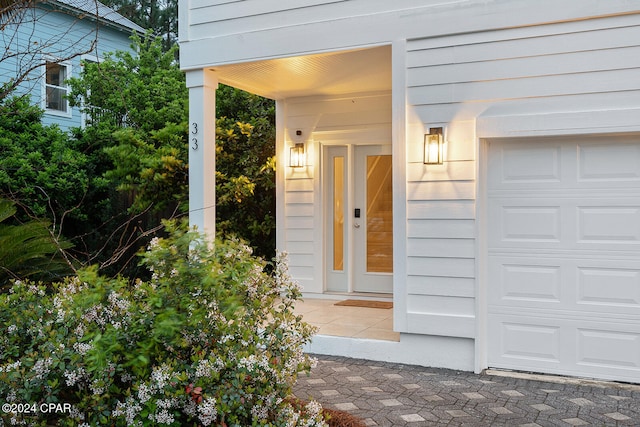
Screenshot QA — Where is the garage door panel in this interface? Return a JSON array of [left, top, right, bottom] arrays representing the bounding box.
[[577, 205, 640, 244], [577, 140, 640, 183], [489, 203, 562, 246], [490, 314, 640, 381], [489, 198, 640, 251], [578, 328, 640, 370], [496, 320, 561, 363], [491, 256, 640, 315], [488, 141, 565, 190], [491, 261, 562, 304], [502, 206, 561, 242], [489, 136, 640, 191], [577, 266, 640, 308]]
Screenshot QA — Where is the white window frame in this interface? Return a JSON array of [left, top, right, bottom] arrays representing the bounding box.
[[79, 54, 101, 127], [42, 58, 72, 118]]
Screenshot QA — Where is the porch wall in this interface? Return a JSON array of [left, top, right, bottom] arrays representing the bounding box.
[[280, 92, 392, 293]]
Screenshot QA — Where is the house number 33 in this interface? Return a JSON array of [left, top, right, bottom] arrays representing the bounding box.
[[191, 122, 199, 150]]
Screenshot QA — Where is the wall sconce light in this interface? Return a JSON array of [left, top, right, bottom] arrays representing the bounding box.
[[289, 143, 305, 168], [424, 127, 444, 165]]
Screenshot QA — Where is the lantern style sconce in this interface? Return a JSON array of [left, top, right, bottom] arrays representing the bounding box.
[[289, 143, 305, 168], [424, 127, 444, 165]]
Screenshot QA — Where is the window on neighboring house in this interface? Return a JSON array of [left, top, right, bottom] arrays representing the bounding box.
[[79, 56, 99, 127], [45, 61, 69, 113]]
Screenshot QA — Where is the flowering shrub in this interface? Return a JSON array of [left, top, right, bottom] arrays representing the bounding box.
[[0, 222, 325, 426]]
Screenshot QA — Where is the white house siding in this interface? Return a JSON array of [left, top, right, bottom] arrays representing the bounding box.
[[403, 13, 640, 343], [279, 92, 392, 293], [407, 14, 640, 125], [185, 0, 457, 41]]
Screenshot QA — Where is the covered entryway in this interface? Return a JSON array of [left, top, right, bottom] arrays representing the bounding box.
[[486, 134, 640, 383]]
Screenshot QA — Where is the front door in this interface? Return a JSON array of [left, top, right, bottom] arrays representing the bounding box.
[[324, 145, 393, 293]]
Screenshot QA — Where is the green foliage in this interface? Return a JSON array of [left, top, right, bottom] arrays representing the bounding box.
[[216, 117, 276, 259], [100, 0, 179, 53], [69, 34, 188, 214], [103, 123, 189, 214], [68, 33, 187, 133], [64, 34, 191, 275], [0, 222, 324, 426], [69, 33, 277, 260], [0, 95, 130, 275], [0, 199, 72, 290], [0, 96, 89, 221], [69, 33, 189, 216]]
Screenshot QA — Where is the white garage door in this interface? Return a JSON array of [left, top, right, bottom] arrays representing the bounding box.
[[487, 135, 640, 383]]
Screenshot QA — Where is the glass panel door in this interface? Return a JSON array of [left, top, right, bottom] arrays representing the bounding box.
[[366, 155, 393, 273], [333, 156, 345, 271], [354, 145, 393, 293], [324, 146, 349, 292]]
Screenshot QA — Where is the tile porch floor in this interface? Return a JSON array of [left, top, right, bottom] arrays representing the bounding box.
[[293, 298, 400, 342]]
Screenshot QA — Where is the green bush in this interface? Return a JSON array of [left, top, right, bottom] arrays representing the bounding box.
[[0, 222, 324, 426]]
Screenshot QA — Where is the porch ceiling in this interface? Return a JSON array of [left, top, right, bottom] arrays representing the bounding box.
[[209, 45, 391, 99]]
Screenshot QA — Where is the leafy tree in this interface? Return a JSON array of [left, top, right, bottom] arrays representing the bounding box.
[[0, 198, 72, 289], [69, 33, 190, 218], [100, 0, 178, 52], [0, 94, 159, 278], [69, 32, 187, 132], [69, 34, 277, 260], [0, 96, 89, 229], [216, 115, 276, 259]]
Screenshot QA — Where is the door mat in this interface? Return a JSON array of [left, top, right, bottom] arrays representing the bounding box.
[[334, 300, 393, 309]]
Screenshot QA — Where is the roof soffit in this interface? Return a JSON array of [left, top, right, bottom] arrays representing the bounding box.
[[210, 45, 391, 99]]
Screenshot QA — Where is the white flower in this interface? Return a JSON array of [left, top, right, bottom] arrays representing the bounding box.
[[28, 284, 44, 295], [74, 324, 85, 338], [137, 383, 151, 403], [73, 342, 92, 356], [148, 237, 161, 250], [32, 357, 53, 380], [150, 364, 171, 389], [197, 397, 218, 426], [108, 291, 130, 311], [251, 404, 268, 421], [64, 368, 85, 387], [195, 359, 219, 378], [113, 399, 142, 425], [90, 379, 105, 395], [183, 399, 197, 417], [150, 409, 175, 424], [305, 400, 322, 418]]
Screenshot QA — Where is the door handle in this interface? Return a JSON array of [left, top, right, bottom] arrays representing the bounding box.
[[354, 223, 361, 228]]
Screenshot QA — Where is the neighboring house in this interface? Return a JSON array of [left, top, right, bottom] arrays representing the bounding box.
[[0, 0, 144, 131], [179, 1, 640, 383]]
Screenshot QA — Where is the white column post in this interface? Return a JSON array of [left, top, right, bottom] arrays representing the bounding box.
[[186, 69, 218, 238]]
